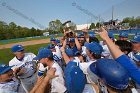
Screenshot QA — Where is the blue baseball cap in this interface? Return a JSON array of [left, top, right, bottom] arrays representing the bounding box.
[[69, 38, 75, 42], [0, 64, 13, 75], [56, 39, 60, 43], [119, 32, 128, 37], [135, 32, 140, 36], [78, 33, 85, 38], [89, 34, 95, 38], [11, 45, 24, 52], [84, 42, 103, 54], [131, 35, 140, 43], [108, 32, 114, 39], [65, 48, 74, 57], [47, 44, 55, 49], [32, 57, 39, 62], [89, 58, 129, 90], [35, 48, 53, 60], [50, 38, 56, 41]]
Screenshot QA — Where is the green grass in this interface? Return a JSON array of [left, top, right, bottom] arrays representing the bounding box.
[[0, 43, 49, 64], [0, 36, 60, 45]]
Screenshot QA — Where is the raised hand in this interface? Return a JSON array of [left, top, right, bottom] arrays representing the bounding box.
[[46, 68, 58, 80], [98, 27, 110, 41]]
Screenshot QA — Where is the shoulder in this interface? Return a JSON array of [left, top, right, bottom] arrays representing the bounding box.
[[115, 54, 129, 62], [79, 61, 95, 74], [0, 81, 18, 93], [24, 53, 36, 59], [52, 62, 63, 73], [55, 46, 59, 49], [25, 52, 36, 56], [9, 57, 18, 66]]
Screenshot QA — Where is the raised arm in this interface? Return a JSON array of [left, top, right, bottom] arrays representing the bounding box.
[[99, 27, 124, 59], [81, 28, 89, 42], [60, 47, 70, 64], [29, 76, 44, 93], [75, 36, 82, 50]]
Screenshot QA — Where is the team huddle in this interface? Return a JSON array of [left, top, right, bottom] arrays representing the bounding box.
[[0, 27, 140, 93]]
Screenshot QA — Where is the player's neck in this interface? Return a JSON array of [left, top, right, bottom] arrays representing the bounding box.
[[47, 60, 54, 68]]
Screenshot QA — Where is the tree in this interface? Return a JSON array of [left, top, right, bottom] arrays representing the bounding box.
[[0, 20, 44, 40], [48, 19, 62, 34], [96, 22, 101, 28], [0, 21, 8, 29], [9, 22, 17, 30], [89, 23, 95, 30]]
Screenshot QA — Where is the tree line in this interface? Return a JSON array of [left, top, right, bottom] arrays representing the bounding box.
[[120, 16, 140, 27], [0, 21, 43, 40]]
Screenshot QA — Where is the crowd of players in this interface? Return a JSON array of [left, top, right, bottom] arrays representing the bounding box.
[[0, 27, 140, 93]]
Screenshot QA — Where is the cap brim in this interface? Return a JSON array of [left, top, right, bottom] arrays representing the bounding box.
[[33, 57, 40, 61], [0, 66, 13, 75], [17, 49, 24, 52], [119, 36, 128, 38]]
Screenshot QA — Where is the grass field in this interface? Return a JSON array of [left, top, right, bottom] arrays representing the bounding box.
[[0, 34, 135, 64], [0, 43, 49, 64]]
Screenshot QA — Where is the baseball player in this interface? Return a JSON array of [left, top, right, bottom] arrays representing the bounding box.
[[9, 45, 37, 93], [47, 44, 64, 69], [118, 32, 129, 41], [128, 35, 140, 67], [35, 48, 66, 93], [0, 64, 19, 93]]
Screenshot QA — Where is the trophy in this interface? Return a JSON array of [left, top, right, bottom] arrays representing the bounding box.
[[62, 21, 77, 38]]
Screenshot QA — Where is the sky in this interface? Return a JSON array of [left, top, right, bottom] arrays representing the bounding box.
[[0, 0, 140, 29]]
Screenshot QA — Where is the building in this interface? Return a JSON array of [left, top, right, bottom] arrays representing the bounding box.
[[76, 24, 91, 30]]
